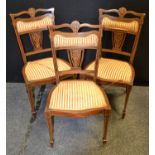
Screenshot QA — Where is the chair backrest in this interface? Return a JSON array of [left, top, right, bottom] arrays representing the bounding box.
[[10, 7, 55, 64], [48, 21, 101, 83], [99, 7, 145, 64]]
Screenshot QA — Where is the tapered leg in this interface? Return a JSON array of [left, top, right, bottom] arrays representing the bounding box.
[[26, 84, 36, 120], [103, 110, 110, 144], [122, 85, 132, 119], [45, 113, 54, 146]]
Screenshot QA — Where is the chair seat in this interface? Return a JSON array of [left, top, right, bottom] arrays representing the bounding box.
[[86, 58, 134, 84], [48, 80, 110, 111], [23, 58, 71, 82]]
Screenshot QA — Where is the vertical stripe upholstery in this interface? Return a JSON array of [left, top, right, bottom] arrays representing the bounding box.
[[16, 16, 53, 33], [49, 80, 108, 110], [86, 58, 134, 84], [53, 34, 98, 48], [24, 58, 71, 81], [102, 17, 139, 33]]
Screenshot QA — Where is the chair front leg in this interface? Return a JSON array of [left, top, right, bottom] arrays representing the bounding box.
[[45, 113, 54, 146], [26, 84, 36, 120], [103, 110, 110, 144], [122, 85, 132, 119]]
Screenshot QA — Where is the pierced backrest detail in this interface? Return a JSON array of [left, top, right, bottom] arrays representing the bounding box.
[[112, 32, 126, 51], [99, 7, 145, 63], [29, 31, 43, 50], [10, 8, 55, 63]]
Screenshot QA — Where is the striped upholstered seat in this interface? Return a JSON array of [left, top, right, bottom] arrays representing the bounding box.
[[86, 58, 134, 84], [16, 16, 53, 33], [102, 16, 139, 33], [23, 58, 71, 82], [49, 80, 108, 111]]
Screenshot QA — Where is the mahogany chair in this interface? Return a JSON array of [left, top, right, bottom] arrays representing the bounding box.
[[44, 21, 111, 146], [10, 8, 71, 119], [86, 7, 145, 118]]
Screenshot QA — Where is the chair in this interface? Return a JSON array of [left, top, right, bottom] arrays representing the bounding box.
[[85, 7, 145, 118], [44, 21, 111, 146], [10, 8, 71, 119]]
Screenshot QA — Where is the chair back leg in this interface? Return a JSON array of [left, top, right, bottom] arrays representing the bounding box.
[[122, 85, 132, 119], [36, 85, 46, 111], [26, 84, 36, 120], [103, 110, 111, 143]]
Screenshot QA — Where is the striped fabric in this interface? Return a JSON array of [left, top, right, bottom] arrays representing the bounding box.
[[102, 16, 139, 33], [53, 34, 98, 48], [49, 80, 108, 110], [24, 58, 71, 81], [86, 58, 134, 84], [16, 16, 53, 33]]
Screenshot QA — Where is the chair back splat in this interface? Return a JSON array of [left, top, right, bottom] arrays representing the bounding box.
[[99, 7, 145, 64], [48, 21, 101, 84], [10, 8, 55, 64]]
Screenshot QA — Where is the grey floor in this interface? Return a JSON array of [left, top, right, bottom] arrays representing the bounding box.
[[6, 83, 149, 155]]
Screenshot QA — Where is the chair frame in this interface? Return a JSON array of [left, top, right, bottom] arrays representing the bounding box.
[[97, 7, 145, 118], [10, 7, 58, 119], [44, 21, 111, 146]]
